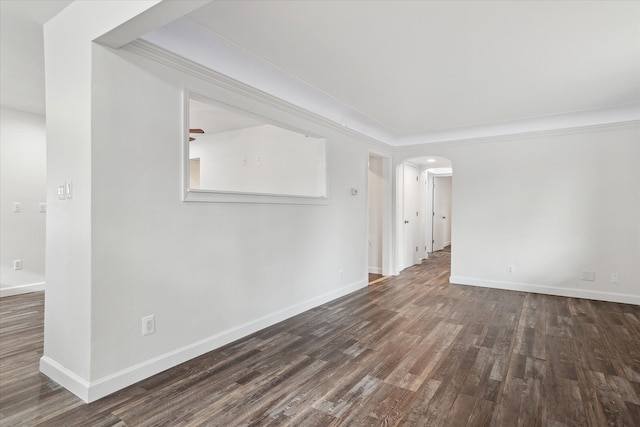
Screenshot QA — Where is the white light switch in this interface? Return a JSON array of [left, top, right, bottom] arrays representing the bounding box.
[[65, 180, 73, 199], [58, 181, 67, 200]]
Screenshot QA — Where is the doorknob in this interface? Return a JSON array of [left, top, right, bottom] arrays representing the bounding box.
[[404, 220, 409, 224], [442, 216, 446, 219]]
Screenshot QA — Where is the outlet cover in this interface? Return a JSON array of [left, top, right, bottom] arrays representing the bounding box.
[[142, 315, 155, 336], [13, 259, 22, 270]]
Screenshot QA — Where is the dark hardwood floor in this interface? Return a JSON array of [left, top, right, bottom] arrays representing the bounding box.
[[1, 250, 639, 426]]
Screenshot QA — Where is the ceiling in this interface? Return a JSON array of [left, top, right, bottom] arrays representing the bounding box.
[[186, 1, 640, 136], [2, 1, 639, 145], [190, 96, 266, 136]]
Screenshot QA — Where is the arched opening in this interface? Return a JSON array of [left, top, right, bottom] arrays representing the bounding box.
[[395, 156, 453, 274]]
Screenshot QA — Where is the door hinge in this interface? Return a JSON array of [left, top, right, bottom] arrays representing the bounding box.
[[416, 246, 419, 252], [416, 211, 419, 216], [432, 240, 435, 244], [416, 176, 419, 181]]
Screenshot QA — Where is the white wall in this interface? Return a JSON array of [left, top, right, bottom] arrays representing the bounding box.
[[396, 122, 640, 304], [0, 108, 46, 296], [40, 0, 209, 401], [41, 29, 385, 400], [190, 124, 325, 197]]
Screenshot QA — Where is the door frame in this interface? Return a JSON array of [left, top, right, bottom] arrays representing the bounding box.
[[393, 156, 453, 275], [367, 151, 393, 278]]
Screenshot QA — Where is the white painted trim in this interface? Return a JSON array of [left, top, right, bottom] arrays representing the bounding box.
[[0, 282, 45, 297], [368, 267, 382, 274], [395, 104, 640, 147], [396, 120, 640, 152], [39, 356, 91, 402], [184, 189, 329, 205], [40, 279, 366, 403], [449, 276, 640, 306], [125, 40, 390, 150]]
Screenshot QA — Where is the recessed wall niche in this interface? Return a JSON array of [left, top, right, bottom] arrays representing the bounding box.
[[185, 94, 327, 204]]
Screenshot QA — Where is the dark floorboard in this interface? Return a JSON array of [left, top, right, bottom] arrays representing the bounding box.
[[1, 250, 639, 426]]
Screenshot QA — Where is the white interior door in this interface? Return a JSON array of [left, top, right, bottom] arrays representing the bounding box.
[[403, 163, 419, 268], [432, 176, 452, 251]]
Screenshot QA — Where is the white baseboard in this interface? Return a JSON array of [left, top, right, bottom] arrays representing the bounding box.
[[39, 357, 91, 402], [444, 241, 451, 247], [39, 279, 367, 403], [449, 276, 640, 305], [368, 267, 382, 274], [0, 282, 45, 297]]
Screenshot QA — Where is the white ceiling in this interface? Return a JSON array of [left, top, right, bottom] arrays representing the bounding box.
[[186, 0, 640, 138], [2, 0, 639, 146], [190, 97, 264, 135]]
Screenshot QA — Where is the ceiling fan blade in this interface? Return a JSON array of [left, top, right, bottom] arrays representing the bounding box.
[[189, 128, 205, 134]]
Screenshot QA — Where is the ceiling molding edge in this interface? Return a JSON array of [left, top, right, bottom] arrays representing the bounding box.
[[140, 17, 397, 143], [394, 104, 640, 147], [123, 39, 391, 151], [394, 119, 640, 152], [123, 39, 638, 152]]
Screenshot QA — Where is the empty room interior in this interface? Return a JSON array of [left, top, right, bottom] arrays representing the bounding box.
[[1, 1, 639, 426]]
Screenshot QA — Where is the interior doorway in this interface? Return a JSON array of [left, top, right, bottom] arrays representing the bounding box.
[[432, 175, 452, 252], [396, 156, 453, 274], [368, 152, 392, 283]]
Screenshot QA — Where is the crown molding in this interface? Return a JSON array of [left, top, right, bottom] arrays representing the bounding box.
[[123, 39, 391, 150], [394, 119, 640, 153], [123, 39, 638, 152]]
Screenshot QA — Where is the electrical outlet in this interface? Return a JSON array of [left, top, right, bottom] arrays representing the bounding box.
[[142, 315, 155, 336], [507, 265, 515, 273], [39, 203, 47, 213], [611, 273, 620, 284], [13, 202, 22, 213], [13, 259, 22, 270]]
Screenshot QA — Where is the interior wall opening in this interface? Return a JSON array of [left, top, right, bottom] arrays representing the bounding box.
[[395, 156, 453, 275], [368, 152, 392, 284]]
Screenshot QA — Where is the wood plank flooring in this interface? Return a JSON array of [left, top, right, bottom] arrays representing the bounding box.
[[1, 250, 639, 426]]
